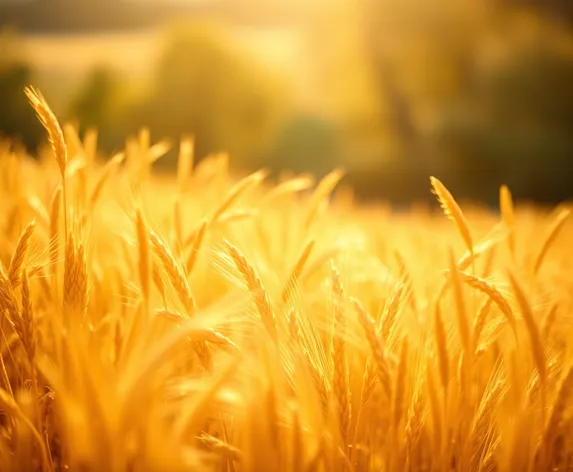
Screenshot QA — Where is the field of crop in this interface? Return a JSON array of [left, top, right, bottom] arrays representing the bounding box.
[[0, 87, 572, 471]]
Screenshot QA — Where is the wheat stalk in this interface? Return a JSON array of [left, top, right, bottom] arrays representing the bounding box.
[[507, 269, 547, 446], [541, 303, 559, 342], [533, 208, 570, 275], [433, 300, 450, 393], [185, 220, 208, 276], [456, 222, 507, 272], [281, 239, 315, 304], [0, 261, 22, 324], [393, 337, 409, 429], [352, 297, 392, 399], [500, 185, 515, 259], [380, 281, 405, 340], [49, 185, 62, 269], [152, 262, 166, 305], [86, 152, 124, 214], [448, 247, 471, 354], [211, 170, 267, 222], [19, 269, 36, 364], [135, 209, 151, 303], [543, 364, 573, 453], [177, 135, 194, 195], [331, 263, 350, 449], [394, 251, 417, 312], [507, 271, 545, 382], [471, 298, 493, 354]]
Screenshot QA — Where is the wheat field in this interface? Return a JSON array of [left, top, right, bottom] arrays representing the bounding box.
[[0, 87, 572, 471]]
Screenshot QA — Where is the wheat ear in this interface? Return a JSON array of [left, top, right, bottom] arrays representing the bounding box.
[[197, 433, 242, 462], [430, 176, 473, 258], [8, 220, 37, 288], [149, 229, 196, 313], [457, 221, 507, 271], [264, 175, 315, 202], [49, 185, 62, 268], [146, 234, 210, 368], [24, 87, 67, 177], [380, 281, 405, 340], [224, 240, 277, 341], [0, 261, 22, 330], [351, 297, 392, 399], [211, 169, 267, 222], [62, 233, 88, 321], [394, 251, 417, 312], [456, 271, 517, 338], [471, 298, 493, 354]]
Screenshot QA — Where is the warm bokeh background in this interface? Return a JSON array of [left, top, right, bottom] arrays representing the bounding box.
[[1, 0, 573, 206]]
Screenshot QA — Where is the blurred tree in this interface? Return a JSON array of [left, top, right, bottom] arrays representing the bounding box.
[[68, 65, 123, 137], [437, 42, 573, 203], [265, 115, 340, 176], [0, 28, 43, 151], [138, 20, 290, 169], [360, 0, 499, 159], [499, 0, 573, 26], [302, 2, 391, 163], [342, 0, 573, 203]]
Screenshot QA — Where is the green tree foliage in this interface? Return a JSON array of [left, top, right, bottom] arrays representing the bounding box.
[[0, 29, 43, 151], [68, 65, 122, 136], [437, 43, 573, 203], [136, 20, 289, 169], [265, 115, 340, 176], [337, 0, 573, 204]]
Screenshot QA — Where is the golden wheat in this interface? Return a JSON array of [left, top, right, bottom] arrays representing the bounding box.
[[0, 87, 571, 472]]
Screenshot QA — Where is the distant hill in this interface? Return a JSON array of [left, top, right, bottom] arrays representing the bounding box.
[[0, 0, 304, 33]]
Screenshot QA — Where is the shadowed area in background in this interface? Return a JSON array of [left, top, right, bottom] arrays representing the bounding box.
[[1, 0, 573, 206]]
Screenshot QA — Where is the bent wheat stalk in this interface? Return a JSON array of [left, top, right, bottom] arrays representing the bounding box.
[[430, 176, 473, 259]]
